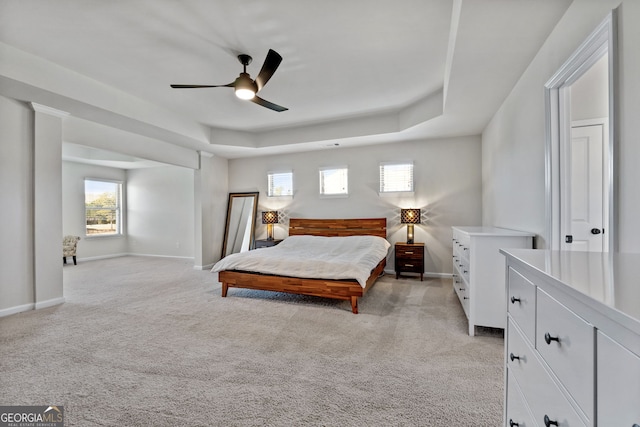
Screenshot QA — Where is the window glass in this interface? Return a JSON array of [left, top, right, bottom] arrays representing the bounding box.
[[319, 167, 348, 195], [379, 162, 414, 193], [268, 171, 293, 197], [85, 179, 122, 236]]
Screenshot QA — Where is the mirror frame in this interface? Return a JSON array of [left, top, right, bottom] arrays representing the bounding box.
[[544, 10, 618, 252], [221, 191, 259, 258]]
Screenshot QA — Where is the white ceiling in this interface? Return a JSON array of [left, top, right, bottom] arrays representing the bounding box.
[[0, 0, 572, 161]]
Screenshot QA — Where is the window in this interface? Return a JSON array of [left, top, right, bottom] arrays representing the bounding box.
[[84, 179, 122, 236], [319, 167, 348, 196], [379, 162, 414, 193], [267, 171, 293, 197]]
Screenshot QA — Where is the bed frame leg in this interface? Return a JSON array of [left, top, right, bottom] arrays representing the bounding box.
[[350, 296, 358, 314], [221, 283, 228, 297]]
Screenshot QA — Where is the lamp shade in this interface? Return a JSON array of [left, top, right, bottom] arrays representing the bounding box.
[[400, 208, 421, 224], [262, 211, 278, 224]]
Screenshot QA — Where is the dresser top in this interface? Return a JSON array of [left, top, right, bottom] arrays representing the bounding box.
[[500, 249, 640, 328], [452, 226, 535, 237]]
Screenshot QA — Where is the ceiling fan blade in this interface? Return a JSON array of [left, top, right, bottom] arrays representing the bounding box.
[[170, 83, 234, 89], [250, 95, 288, 112], [254, 49, 283, 91]]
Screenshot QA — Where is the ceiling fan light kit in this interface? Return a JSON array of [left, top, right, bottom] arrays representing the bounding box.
[[234, 73, 257, 99], [170, 49, 287, 112]]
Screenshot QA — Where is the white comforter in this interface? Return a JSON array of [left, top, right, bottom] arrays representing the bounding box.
[[211, 235, 390, 288]]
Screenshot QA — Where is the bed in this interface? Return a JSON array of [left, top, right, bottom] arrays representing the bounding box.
[[213, 218, 388, 313]]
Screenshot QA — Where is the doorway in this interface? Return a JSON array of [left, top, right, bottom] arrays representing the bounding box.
[[545, 11, 618, 252]]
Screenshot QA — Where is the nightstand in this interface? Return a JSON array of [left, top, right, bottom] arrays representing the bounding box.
[[395, 243, 425, 281], [254, 239, 283, 249]]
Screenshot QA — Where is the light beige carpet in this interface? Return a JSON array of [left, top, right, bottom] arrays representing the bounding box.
[[0, 256, 504, 426]]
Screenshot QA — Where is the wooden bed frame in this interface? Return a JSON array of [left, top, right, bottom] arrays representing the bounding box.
[[218, 218, 388, 314]]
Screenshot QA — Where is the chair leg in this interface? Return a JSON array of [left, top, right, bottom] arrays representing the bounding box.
[[63, 257, 67, 264], [73, 255, 77, 265]]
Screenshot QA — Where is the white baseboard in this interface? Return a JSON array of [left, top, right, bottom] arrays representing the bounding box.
[[79, 253, 128, 262], [1, 297, 65, 318], [194, 264, 215, 271], [35, 297, 65, 310], [0, 303, 35, 318], [79, 253, 194, 262], [424, 272, 454, 279], [131, 253, 194, 260]]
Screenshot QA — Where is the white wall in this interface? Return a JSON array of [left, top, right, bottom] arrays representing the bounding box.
[[482, 0, 640, 252], [62, 161, 128, 258], [0, 96, 34, 313], [127, 166, 195, 258], [571, 54, 609, 121], [228, 136, 482, 275]]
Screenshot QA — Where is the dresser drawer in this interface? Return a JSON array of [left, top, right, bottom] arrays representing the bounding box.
[[507, 320, 587, 427], [597, 331, 640, 426], [506, 369, 535, 427], [536, 289, 594, 420], [508, 267, 536, 344], [453, 275, 469, 317]]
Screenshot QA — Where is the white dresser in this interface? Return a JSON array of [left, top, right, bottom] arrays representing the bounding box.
[[452, 226, 533, 336], [501, 249, 640, 427]]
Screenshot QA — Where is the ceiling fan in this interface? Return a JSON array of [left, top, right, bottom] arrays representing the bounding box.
[[170, 49, 288, 112]]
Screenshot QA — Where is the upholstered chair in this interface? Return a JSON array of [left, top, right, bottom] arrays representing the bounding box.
[[63, 235, 81, 265]]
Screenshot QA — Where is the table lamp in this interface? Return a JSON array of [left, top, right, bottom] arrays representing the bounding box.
[[401, 208, 420, 244], [262, 211, 278, 240]]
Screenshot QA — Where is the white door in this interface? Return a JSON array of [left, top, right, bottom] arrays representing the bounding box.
[[561, 124, 606, 252]]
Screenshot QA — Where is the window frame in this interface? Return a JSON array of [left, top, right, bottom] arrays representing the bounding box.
[[319, 166, 349, 197], [379, 162, 415, 195], [84, 178, 124, 238], [267, 170, 294, 197]]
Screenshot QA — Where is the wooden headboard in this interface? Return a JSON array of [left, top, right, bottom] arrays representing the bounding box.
[[288, 218, 387, 238]]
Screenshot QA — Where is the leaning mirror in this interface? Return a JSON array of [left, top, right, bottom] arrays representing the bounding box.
[[221, 192, 259, 258]]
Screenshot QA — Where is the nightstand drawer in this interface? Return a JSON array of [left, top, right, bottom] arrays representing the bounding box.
[[396, 260, 422, 272], [395, 246, 424, 258]]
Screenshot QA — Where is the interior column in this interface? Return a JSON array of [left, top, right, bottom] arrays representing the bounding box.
[[31, 103, 68, 309]]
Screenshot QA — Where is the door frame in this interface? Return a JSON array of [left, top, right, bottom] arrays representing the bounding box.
[[544, 10, 618, 252]]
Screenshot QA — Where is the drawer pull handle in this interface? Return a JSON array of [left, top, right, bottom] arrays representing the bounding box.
[[405, 264, 414, 267], [543, 415, 559, 426], [458, 287, 464, 291], [510, 296, 521, 304], [405, 251, 414, 254], [463, 296, 469, 300], [509, 353, 520, 362], [509, 420, 519, 427], [544, 332, 560, 345]]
